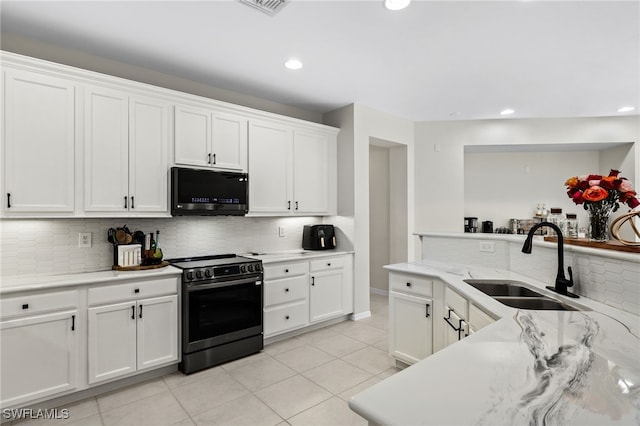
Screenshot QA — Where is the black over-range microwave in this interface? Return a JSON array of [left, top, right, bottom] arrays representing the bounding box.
[[171, 167, 248, 216]]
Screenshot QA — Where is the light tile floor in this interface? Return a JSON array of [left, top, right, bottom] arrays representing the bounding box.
[[12, 294, 395, 426]]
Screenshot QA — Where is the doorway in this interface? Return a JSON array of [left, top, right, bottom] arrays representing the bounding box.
[[369, 139, 408, 295]]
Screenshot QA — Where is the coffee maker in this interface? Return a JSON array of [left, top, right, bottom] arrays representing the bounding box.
[[464, 217, 478, 233]]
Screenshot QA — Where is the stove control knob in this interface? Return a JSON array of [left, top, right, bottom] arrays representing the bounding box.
[[255, 263, 262, 272], [205, 269, 213, 278], [248, 264, 254, 272], [196, 270, 203, 279], [240, 265, 246, 273], [186, 271, 194, 281]]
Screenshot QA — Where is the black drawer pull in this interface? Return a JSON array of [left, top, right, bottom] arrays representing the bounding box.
[[131, 305, 135, 319], [327, 263, 331, 267], [285, 288, 289, 292], [425, 304, 431, 318], [22, 303, 29, 310], [285, 269, 289, 273], [443, 309, 460, 331], [285, 315, 290, 320], [134, 288, 140, 294], [7, 193, 11, 208], [311, 276, 315, 286], [406, 282, 411, 287], [139, 305, 143, 319], [71, 315, 76, 331]]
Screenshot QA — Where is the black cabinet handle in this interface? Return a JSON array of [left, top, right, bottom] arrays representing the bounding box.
[[131, 196, 135, 209], [295, 201, 299, 210], [213, 153, 216, 164], [444, 309, 460, 331], [406, 282, 412, 287], [458, 320, 468, 340], [285, 269, 289, 273], [425, 304, 431, 318], [134, 288, 140, 294], [7, 193, 11, 208], [285, 288, 289, 292], [327, 263, 331, 267], [22, 304, 29, 310], [311, 276, 315, 286], [71, 315, 76, 331], [124, 196, 128, 209], [139, 305, 143, 319], [285, 315, 290, 320], [287, 201, 291, 210], [208, 153, 212, 164], [131, 305, 135, 319]]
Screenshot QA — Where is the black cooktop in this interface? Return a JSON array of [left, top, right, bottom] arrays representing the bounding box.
[[168, 254, 257, 270]]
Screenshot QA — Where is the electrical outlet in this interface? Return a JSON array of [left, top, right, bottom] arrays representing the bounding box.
[[278, 226, 285, 237], [479, 241, 494, 253], [79, 232, 92, 248]]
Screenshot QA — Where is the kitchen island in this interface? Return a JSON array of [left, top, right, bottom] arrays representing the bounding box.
[[349, 260, 640, 425]]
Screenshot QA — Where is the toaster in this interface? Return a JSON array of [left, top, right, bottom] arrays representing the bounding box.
[[302, 225, 337, 250]]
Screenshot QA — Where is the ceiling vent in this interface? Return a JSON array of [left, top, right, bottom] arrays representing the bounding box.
[[240, 0, 287, 16]]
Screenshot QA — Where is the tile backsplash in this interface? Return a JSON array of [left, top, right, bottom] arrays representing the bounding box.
[[0, 216, 340, 277]]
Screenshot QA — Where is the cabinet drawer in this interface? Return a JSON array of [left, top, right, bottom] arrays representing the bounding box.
[[264, 275, 308, 307], [389, 273, 433, 297], [264, 301, 308, 337], [309, 257, 345, 272], [1, 290, 78, 319], [88, 277, 178, 306], [469, 303, 495, 331], [263, 262, 308, 280], [444, 286, 468, 319]]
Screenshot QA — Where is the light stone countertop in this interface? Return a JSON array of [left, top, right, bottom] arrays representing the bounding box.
[[0, 265, 182, 295], [349, 260, 640, 425], [243, 249, 354, 264]]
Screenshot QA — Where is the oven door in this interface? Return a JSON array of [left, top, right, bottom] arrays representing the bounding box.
[[183, 275, 263, 354]]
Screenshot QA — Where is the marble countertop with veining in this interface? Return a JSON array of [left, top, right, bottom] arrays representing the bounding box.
[[349, 261, 640, 425]]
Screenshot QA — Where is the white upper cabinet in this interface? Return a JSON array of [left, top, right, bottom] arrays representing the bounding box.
[[174, 104, 247, 172], [84, 86, 170, 215], [2, 68, 76, 215], [248, 120, 293, 214], [248, 120, 336, 216]]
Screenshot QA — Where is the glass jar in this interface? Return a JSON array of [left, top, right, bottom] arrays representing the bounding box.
[[565, 213, 578, 238], [546, 208, 563, 236]]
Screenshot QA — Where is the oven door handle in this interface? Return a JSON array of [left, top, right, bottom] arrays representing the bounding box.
[[187, 276, 262, 291]]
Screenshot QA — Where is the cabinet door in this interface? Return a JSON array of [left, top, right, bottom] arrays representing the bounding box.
[[248, 120, 292, 214], [88, 302, 137, 384], [292, 130, 329, 214], [129, 96, 170, 213], [136, 295, 178, 371], [84, 86, 129, 212], [3, 69, 75, 213], [389, 292, 432, 364], [309, 270, 345, 322], [0, 311, 78, 407], [211, 112, 248, 171], [174, 104, 210, 168]]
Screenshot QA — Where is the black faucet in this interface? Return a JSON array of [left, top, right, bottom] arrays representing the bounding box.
[[521, 221, 579, 298]]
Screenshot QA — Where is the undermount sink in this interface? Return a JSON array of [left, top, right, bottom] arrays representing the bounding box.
[[463, 279, 544, 297], [463, 279, 584, 311], [494, 297, 579, 311]]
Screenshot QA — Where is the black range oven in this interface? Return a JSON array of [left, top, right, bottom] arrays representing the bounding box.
[[169, 255, 263, 374]]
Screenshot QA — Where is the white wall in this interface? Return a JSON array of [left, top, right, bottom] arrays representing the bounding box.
[[369, 146, 390, 292], [324, 104, 414, 319], [415, 116, 640, 237], [464, 150, 600, 230]]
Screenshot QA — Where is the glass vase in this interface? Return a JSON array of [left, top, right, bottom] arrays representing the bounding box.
[[588, 204, 614, 242]]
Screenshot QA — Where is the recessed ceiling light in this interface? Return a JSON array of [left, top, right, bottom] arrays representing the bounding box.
[[384, 0, 410, 11], [500, 108, 515, 115], [284, 58, 303, 70], [617, 106, 635, 113]]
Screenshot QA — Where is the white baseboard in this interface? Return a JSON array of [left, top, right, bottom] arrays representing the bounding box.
[[370, 287, 389, 296], [350, 310, 372, 321]]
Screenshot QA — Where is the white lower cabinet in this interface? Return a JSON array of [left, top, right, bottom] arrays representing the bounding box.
[[263, 254, 353, 339], [389, 292, 433, 365], [388, 272, 434, 366], [0, 291, 79, 407], [87, 278, 179, 384]]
